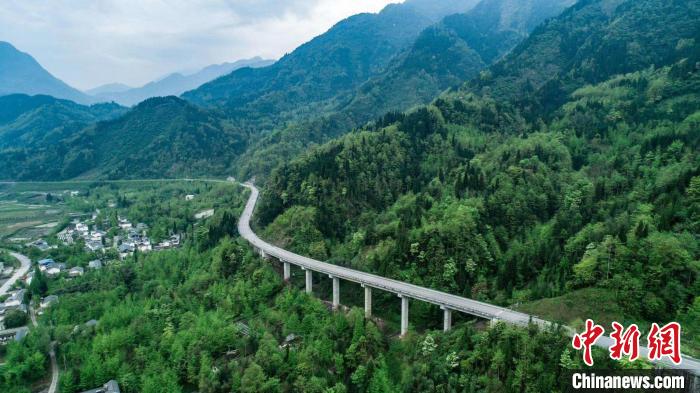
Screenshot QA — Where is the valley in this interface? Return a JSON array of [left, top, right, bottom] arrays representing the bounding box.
[[0, 0, 698, 391]]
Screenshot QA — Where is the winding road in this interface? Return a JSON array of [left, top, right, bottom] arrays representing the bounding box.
[[47, 341, 58, 393], [238, 182, 700, 375], [0, 252, 31, 297], [1, 252, 58, 393]]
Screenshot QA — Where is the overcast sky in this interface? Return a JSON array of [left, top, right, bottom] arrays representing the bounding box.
[[0, 0, 399, 90]]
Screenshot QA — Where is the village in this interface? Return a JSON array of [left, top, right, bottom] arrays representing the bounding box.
[[0, 199, 187, 338], [25, 207, 183, 277]]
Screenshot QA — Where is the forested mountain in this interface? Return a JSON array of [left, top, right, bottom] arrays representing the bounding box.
[[465, 0, 700, 115], [0, 94, 125, 149], [2, 0, 698, 190], [254, 0, 700, 358], [0, 97, 245, 180], [0, 42, 93, 104], [339, 0, 577, 126], [90, 57, 274, 106], [182, 0, 479, 129], [232, 0, 579, 180], [258, 54, 700, 353]]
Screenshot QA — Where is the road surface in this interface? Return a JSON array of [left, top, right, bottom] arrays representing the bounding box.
[[0, 251, 31, 297], [238, 182, 700, 374], [48, 341, 58, 393], [0, 253, 59, 392]]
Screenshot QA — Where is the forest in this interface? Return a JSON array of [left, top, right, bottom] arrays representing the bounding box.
[[0, 0, 698, 391], [258, 59, 700, 357], [0, 183, 620, 393]]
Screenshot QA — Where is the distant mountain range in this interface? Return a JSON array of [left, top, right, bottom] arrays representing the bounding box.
[[2, 0, 698, 183], [88, 57, 274, 106], [0, 40, 273, 107], [85, 83, 132, 96], [182, 0, 481, 128], [0, 41, 94, 105], [338, 0, 577, 126], [232, 0, 577, 177], [0, 94, 125, 150]]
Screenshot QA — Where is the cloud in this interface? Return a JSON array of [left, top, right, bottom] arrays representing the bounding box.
[[0, 0, 399, 90]]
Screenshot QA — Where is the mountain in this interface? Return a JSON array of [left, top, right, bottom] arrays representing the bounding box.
[[465, 0, 700, 115], [0, 41, 93, 104], [77, 97, 247, 179], [89, 57, 274, 106], [4, 0, 699, 184], [402, 0, 482, 20], [0, 94, 125, 149], [257, 55, 700, 348], [339, 0, 577, 125], [233, 0, 577, 180], [182, 0, 479, 129], [85, 83, 132, 96], [251, 0, 700, 335], [0, 96, 246, 180]]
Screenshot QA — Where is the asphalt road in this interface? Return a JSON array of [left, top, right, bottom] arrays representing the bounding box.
[[238, 182, 700, 375], [47, 341, 58, 393], [0, 252, 31, 297]]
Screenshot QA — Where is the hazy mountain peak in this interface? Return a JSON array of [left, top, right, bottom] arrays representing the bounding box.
[[402, 0, 481, 21], [0, 41, 92, 104], [89, 57, 274, 106], [85, 82, 132, 96]]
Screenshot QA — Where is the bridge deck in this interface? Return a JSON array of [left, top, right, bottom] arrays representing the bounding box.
[[237, 182, 700, 374]]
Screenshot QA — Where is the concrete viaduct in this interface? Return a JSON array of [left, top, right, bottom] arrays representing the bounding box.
[[237, 182, 700, 375]]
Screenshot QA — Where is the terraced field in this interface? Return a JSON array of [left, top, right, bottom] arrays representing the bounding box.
[[0, 199, 65, 241]]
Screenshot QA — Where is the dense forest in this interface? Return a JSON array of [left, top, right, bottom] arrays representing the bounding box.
[[258, 57, 700, 355], [5, 239, 601, 393], [0, 0, 575, 182], [0, 183, 621, 393], [0, 0, 699, 391]]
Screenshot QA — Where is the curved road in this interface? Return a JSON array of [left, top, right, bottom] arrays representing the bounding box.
[[0, 252, 31, 297], [47, 341, 58, 393], [238, 182, 700, 374]]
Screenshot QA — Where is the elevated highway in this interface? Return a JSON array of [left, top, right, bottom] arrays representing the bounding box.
[[237, 182, 700, 375]]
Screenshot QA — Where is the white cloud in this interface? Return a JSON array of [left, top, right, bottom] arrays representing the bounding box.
[[0, 0, 400, 90]]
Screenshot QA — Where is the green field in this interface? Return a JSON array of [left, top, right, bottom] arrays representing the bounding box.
[[0, 179, 233, 244], [0, 198, 67, 241]]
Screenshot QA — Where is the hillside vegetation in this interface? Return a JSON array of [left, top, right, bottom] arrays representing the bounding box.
[[259, 58, 700, 351]]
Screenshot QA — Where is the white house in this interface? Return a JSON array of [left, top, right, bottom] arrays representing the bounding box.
[[57, 228, 75, 245], [85, 241, 104, 253], [46, 267, 62, 277], [69, 267, 84, 277], [88, 260, 103, 270], [76, 223, 89, 234]]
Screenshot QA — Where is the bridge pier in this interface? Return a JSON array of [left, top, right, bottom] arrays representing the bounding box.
[[304, 269, 312, 294], [399, 295, 409, 337], [283, 262, 290, 281], [363, 285, 372, 318], [331, 276, 340, 310], [441, 306, 452, 332]]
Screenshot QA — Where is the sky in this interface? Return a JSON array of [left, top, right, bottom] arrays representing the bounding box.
[[0, 0, 399, 90]]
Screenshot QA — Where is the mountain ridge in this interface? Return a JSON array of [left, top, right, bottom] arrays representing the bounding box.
[[0, 41, 94, 104], [91, 57, 274, 106], [182, 0, 480, 129]]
